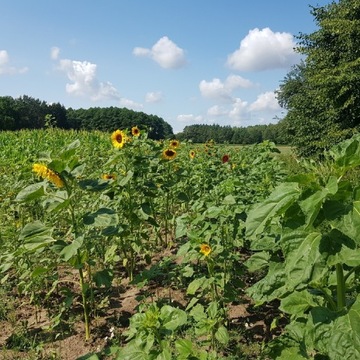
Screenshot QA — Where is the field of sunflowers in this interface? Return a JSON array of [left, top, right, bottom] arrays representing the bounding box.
[[1, 128, 360, 360]]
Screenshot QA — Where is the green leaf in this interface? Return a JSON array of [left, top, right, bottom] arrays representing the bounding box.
[[300, 176, 338, 228], [119, 170, 134, 186], [16, 182, 45, 202], [332, 136, 360, 170], [78, 179, 110, 192], [284, 232, 325, 291], [215, 326, 229, 345], [327, 296, 360, 359], [175, 339, 193, 359], [60, 236, 84, 262], [244, 251, 270, 272], [205, 206, 223, 219], [190, 304, 206, 322], [83, 207, 119, 227], [279, 290, 317, 316], [187, 277, 206, 295], [246, 182, 300, 238], [160, 305, 187, 331], [93, 269, 113, 288], [246, 262, 287, 304], [19, 221, 55, 251], [223, 194, 236, 205]]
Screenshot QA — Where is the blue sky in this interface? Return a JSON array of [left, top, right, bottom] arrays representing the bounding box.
[[0, 0, 330, 133]]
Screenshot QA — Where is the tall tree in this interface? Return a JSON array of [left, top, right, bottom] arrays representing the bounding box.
[[277, 0, 360, 156]]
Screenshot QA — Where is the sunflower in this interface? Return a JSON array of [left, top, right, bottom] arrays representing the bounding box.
[[189, 150, 196, 159], [32, 163, 64, 188], [199, 243, 212, 257], [111, 129, 127, 149], [102, 173, 116, 180], [162, 148, 177, 160], [170, 139, 180, 148], [131, 126, 140, 137], [221, 154, 230, 163]]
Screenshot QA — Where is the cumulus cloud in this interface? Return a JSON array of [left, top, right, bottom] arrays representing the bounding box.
[[249, 91, 280, 112], [229, 98, 248, 120], [133, 36, 187, 69], [58, 58, 120, 101], [0, 50, 28, 75], [119, 98, 143, 110], [145, 91, 163, 103], [207, 105, 228, 117], [199, 75, 253, 101], [227, 27, 300, 71]]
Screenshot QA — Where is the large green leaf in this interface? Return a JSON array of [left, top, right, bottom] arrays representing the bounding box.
[[284, 232, 325, 291], [160, 305, 187, 331], [246, 262, 287, 304], [83, 207, 119, 227], [60, 236, 84, 262], [299, 176, 338, 228], [331, 135, 360, 170], [246, 182, 300, 239], [19, 221, 55, 251], [327, 295, 360, 359], [16, 182, 45, 202], [279, 290, 318, 316], [333, 200, 360, 245]]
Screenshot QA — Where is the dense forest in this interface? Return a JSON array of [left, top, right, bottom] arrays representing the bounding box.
[[0, 95, 174, 140], [176, 122, 288, 144]]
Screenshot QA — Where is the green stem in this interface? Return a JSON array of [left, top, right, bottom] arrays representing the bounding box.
[[336, 263, 346, 311], [318, 286, 337, 311], [344, 265, 360, 283], [78, 251, 90, 341]]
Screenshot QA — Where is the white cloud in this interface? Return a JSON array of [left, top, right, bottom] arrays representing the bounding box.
[[58, 58, 120, 101], [119, 98, 143, 110], [227, 27, 300, 71], [133, 36, 187, 69], [249, 91, 280, 112], [51, 46, 60, 60], [145, 91, 163, 103], [199, 75, 253, 101], [229, 98, 248, 120], [177, 114, 203, 123], [0, 50, 28, 75], [207, 105, 228, 117]]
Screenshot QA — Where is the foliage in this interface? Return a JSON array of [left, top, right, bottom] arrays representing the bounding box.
[[277, 0, 360, 157], [0, 95, 174, 139], [245, 133, 360, 358], [0, 128, 288, 359], [177, 123, 289, 145]]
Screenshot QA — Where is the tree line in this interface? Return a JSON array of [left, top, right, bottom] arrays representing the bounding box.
[[0, 95, 174, 140], [176, 123, 288, 145]]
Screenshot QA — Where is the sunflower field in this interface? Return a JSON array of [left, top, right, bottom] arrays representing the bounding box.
[[1, 128, 360, 359]]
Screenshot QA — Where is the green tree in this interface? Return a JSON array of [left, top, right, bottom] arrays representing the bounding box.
[[277, 0, 360, 157]]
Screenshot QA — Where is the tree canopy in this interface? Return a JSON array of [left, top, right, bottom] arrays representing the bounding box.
[[0, 95, 174, 139], [277, 0, 360, 156]]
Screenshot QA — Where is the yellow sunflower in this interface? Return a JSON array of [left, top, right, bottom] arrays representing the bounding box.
[[32, 163, 64, 188], [111, 129, 127, 149], [102, 173, 116, 180], [162, 148, 177, 160], [131, 126, 140, 137], [199, 243, 212, 257], [189, 150, 196, 159], [170, 139, 180, 148]]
